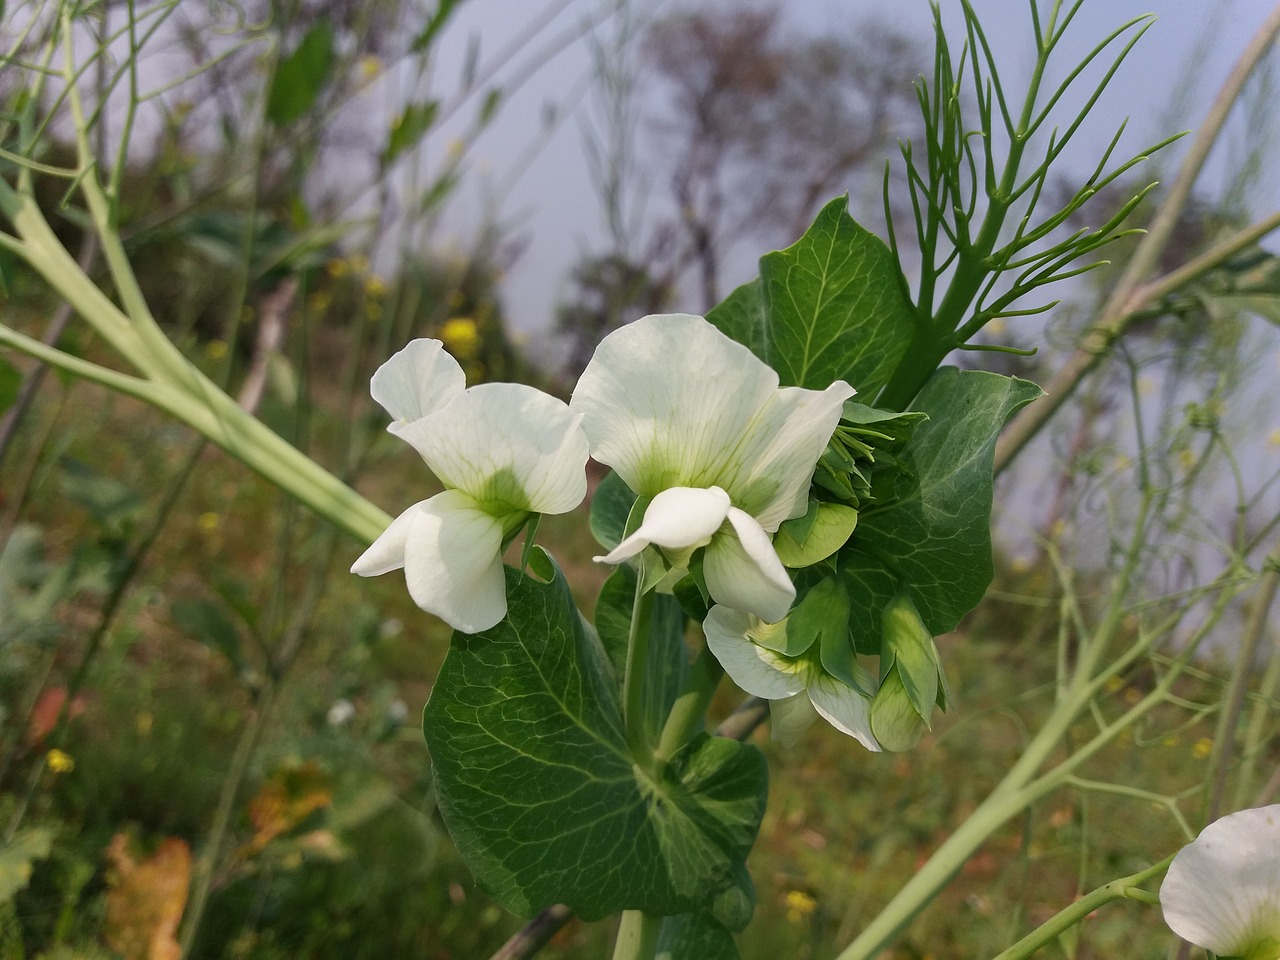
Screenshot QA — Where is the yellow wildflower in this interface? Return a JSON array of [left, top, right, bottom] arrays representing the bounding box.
[[47, 749, 74, 773], [440, 317, 481, 360], [785, 890, 817, 924]]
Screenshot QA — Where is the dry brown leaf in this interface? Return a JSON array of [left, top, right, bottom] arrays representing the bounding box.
[[103, 834, 191, 960]]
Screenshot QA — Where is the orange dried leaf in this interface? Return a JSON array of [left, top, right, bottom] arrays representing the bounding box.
[[104, 834, 191, 960]]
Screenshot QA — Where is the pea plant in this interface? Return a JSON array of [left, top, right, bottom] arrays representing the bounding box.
[[3, 1, 1280, 958]]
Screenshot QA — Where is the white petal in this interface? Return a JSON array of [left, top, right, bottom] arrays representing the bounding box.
[[397, 383, 589, 514], [703, 605, 806, 700], [397, 490, 507, 633], [703, 507, 795, 622], [809, 674, 880, 752], [769, 694, 818, 748], [370, 339, 466, 428], [1161, 805, 1280, 955], [350, 500, 422, 575], [726, 382, 855, 529], [570, 314, 780, 494], [594, 486, 731, 564]]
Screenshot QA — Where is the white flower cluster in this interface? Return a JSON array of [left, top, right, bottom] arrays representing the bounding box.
[[353, 314, 876, 747]]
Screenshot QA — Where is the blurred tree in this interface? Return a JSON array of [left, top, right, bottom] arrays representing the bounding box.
[[639, 3, 924, 310], [555, 253, 672, 376]]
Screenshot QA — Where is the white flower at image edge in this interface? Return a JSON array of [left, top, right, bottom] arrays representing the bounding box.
[[351, 339, 589, 633], [570, 313, 854, 623], [704, 605, 878, 751], [1161, 804, 1280, 960]]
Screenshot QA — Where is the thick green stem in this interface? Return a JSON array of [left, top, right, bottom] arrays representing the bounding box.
[[654, 648, 725, 766], [623, 574, 656, 760], [611, 910, 660, 960], [988, 856, 1172, 960]]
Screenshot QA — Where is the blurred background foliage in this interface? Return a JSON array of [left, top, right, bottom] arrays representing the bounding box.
[[1, 0, 1279, 958]]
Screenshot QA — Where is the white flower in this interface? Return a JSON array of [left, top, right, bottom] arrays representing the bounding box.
[[570, 314, 853, 623], [326, 698, 355, 726], [703, 605, 878, 750], [351, 339, 589, 633], [1161, 805, 1280, 959]]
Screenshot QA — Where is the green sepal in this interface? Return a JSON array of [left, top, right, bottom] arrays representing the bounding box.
[[869, 663, 929, 752], [774, 502, 858, 568], [880, 594, 938, 726]]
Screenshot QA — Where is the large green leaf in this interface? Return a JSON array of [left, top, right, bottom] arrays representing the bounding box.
[[840, 368, 1041, 653], [710, 196, 917, 397], [266, 19, 334, 126], [657, 910, 740, 959], [424, 557, 767, 922]]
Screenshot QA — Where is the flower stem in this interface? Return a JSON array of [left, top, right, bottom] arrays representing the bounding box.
[[623, 571, 656, 760], [987, 855, 1173, 960], [654, 647, 725, 766], [611, 910, 660, 960]]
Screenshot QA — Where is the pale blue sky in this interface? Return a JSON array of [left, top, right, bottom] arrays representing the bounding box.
[[417, 0, 1277, 360]]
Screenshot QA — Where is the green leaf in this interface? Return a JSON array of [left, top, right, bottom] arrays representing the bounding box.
[[657, 910, 740, 959], [381, 100, 440, 168], [755, 196, 918, 396], [774, 502, 857, 568], [0, 357, 21, 415], [266, 19, 335, 126], [590, 470, 636, 551], [424, 559, 766, 922], [706, 279, 768, 363], [840, 368, 1041, 653], [0, 828, 53, 902]]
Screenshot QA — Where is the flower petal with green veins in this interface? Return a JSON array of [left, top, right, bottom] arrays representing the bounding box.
[[370, 338, 466, 430], [353, 490, 506, 633], [704, 606, 805, 701], [570, 315, 853, 525], [808, 673, 878, 751], [595, 486, 731, 564], [1161, 805, 1280, 958], [396, 383, 589, 514], [703, 508, 795, 623]]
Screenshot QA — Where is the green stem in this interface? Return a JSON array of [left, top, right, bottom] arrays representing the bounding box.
[[988, 856, 1173, 960], [611, 910, 660, 960], [654, 647, 725, 767], [622, 573, 656, 760]]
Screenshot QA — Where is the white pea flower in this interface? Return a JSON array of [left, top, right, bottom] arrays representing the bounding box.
[[570, 314, 854, 623], [1161, 804, 1280, 960], [351, 339, 589, 633], [703, 605, 878, 750]]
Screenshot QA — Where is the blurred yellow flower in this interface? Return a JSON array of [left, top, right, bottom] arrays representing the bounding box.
[[325, 258, 348, 278], [1192, 737, 1213, 759], [785, 889, 817, 923], [358, 55, 381, 81], [441, 317, 481, 360], [198, 512, 220, 532], [47, 749, 74, 773], [365, 274, 387, 298], [349, 254, 370, 275], [205, 340, 228, 362]]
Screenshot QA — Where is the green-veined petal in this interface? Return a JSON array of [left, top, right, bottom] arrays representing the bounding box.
[[1161, 805, 1280, 957], [703, 507, 794, 623], [397, 383, 589, 514], [704, 605, 805, 700], [370, 338, 466, 430], [571, 314, 781, 495], [808, 673, 879, 752]]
